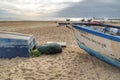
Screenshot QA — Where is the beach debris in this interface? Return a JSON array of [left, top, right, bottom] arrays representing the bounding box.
[[81, 19, 85, 22], [46, 42, 66, 47], [56, 23, 68, 27], [66, 19, 70, 21], [56, 22, 71, 29], [87, 19, 92, 22], [37, 43, 62, 54]]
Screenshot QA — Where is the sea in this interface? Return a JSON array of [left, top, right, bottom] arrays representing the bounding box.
[[0, 17, 120, 22]]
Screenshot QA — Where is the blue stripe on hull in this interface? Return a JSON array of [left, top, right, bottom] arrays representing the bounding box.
[[73, 25, 120, 42], [75, 38, 120, 68]]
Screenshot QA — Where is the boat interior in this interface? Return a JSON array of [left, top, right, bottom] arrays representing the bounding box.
[[73, 22, 120, 36]]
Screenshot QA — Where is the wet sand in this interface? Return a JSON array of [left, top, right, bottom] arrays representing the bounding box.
[[0, 21, 120, 80]]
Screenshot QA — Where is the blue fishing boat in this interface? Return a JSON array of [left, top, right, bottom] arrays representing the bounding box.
[[0, 31, 36, 58], [72, 22, 120, 68]]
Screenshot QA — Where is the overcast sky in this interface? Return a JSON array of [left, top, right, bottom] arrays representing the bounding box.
[[0, 0, 120, 20]]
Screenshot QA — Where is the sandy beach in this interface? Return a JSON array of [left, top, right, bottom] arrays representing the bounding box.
[[0, 21, 120, 80]]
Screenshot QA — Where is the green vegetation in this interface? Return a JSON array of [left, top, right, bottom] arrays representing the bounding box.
[[30, 49, 41, 57]]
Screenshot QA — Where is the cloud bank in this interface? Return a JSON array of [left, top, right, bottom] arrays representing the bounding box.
[[0, 0, 82, 19], [56, 0, 120, 18]]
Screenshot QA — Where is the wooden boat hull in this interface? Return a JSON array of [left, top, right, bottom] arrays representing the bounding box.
[[72, 24, 120, 68], [0, 31, 36, 58]]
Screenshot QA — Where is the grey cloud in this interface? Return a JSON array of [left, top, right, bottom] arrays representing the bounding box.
[[56, 0, 120, 18]]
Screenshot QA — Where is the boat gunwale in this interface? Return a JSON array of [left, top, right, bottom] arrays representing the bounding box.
[[0, 31, 34, 40], [72, 24, 120, 42]]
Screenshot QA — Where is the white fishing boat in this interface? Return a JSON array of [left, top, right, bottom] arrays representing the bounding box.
[[72, 22, 120, 68], [0, 31, 36, 58]]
